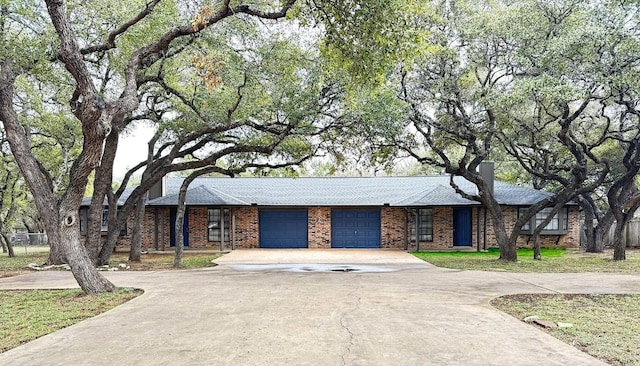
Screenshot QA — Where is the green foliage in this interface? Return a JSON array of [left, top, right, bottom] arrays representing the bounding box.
[[147, 15, 334, 172], [300, 0, 434, 85]]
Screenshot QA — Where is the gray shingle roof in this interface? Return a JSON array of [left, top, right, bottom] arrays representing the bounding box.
[[145, 176, 558, 207], [149, 185, 249, 206], [81, 187, 135, 207]]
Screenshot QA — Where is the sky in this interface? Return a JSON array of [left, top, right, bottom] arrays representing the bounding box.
[[113, 123, 156, 180]]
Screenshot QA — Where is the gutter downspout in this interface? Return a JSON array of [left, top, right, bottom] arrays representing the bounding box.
[[154, 209, 159, 251], [231, 214, 236, 250], [476, 206, 480, 252], [483, 207, 488, 251], [416, 214, 420, 252], [220, 208, 225, 252], [403, 208, 409, 251]]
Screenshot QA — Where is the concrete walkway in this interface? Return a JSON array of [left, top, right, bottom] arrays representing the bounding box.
[[1, 250, 639, 365]]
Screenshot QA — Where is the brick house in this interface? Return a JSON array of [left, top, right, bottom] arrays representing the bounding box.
[[83, 165, 580, 252]]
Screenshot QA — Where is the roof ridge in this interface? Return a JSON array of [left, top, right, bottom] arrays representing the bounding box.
[[197, 185, 250, 205], [391, 186, 438, 206]]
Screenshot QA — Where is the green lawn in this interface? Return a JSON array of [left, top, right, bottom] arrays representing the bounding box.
[[492, 294, 640, 366], [0, 288, 142, 353], [0, 252, 50, 278], [413, 248, 640, 272]]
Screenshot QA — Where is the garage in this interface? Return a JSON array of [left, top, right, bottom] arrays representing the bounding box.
[[259, 209, 308, 248], [331, 209, 381, 248]]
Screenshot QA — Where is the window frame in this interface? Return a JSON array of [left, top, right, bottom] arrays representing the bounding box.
[[410, 207, 434, 242], [79, 207, 127, 236], [101, 209, 109, 232], [208, 207, 230, 242], [518, 206, 569, 235]]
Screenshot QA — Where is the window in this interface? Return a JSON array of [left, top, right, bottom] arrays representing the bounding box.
[[79, 208, 87, 234], [518, 207, 569, 234], [101, 209, 109, 232], [411, 208, 433, 242], [208, 208, 229, 242], [535, 208, 559, 231], [518, 208, 531, 231], [78, 208, 126, 235]]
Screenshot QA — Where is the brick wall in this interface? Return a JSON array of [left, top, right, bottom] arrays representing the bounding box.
[[406, 207, 480, 251], [114, 209, 137, 249], [132, 204, 580, 252], [381, 207, 406, 249], [136, 207, 171, 251], [481, 206, 580, 249], [139, 206, 246, 250], [308, 207, 331, 248], [233, 206, 259, 248]]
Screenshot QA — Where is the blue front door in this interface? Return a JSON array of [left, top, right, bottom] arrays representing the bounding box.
[[170, 208, 189, 247], [259, 209, 308, 248], [331, 209, 381, 248], [453, 207, 472, 246]]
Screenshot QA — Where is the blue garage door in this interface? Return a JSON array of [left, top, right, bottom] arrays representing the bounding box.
[[259, 209, 308, 248], [331, 209, 381, 248]]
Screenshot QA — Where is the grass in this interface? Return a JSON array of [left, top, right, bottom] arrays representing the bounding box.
[[0, 287, 142, 353], [492, 294, 640, 366], [413, 248, 640, 273], [0, 252, 50, 278], [108, 252, 222, 270], [0, 250, 222, 277]]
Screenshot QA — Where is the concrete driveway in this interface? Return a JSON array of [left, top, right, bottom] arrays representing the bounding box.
[[1, 250, 639, 366]]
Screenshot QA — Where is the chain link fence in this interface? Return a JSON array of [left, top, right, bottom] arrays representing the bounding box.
[[9, 233, 49, 254]]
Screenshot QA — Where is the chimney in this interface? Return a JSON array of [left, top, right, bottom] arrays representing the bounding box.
[[479, 161, 494, 195], [149, 176, 167, 200]]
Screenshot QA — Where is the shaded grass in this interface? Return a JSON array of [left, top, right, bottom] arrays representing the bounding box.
[[0, 251, 222, 277], [413, 248, 640, 273], [0, 288, 142, 353], [491, 294, 640, 366], [0, 252, 49, 278], [110, 252, 222, 270]]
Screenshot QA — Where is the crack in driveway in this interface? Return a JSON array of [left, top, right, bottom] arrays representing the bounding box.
[[339, 283, 362, 366]]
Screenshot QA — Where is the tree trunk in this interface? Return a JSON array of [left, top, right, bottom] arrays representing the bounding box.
[[492, 217, 518, 261], [86, 129, 118, 263], [174, 196, 187, 268], [97, 191, 121, 266], [6, 238, 14, 258], [532, 234, 541, 260], [594, 223, 609, 251], [612, 221, 626, 261], [59, 215, 116, 294], [480, 199, 517, 262], [0, 233, 14, 257], [591, 212, 615, 253], [98, 224, 120, 266], [129, 194, 147, 262], [581, 199, 598, 252], [45, 212, 67, 265]]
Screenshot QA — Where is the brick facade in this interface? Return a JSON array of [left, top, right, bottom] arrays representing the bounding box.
[[232, 207, 259, 249], [406, 207, 479, 251], [308, 207, 331, 248], [381, 207, 406, 249], [482, 206, 580, 249], [108, 204, 580, 252]]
